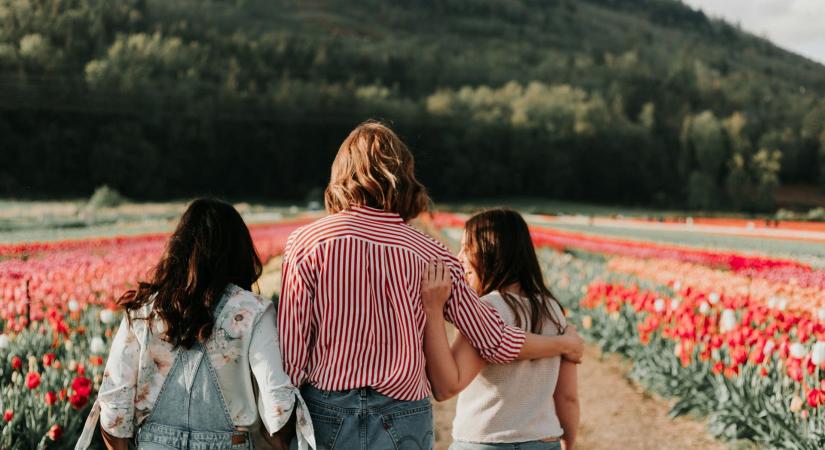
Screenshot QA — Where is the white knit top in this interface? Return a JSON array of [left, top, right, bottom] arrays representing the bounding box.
[[452, 291, 566, 443]]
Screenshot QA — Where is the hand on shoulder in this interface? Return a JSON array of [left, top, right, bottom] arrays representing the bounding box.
[[561, 325, 584, 364], [421, 258, 451, 316]]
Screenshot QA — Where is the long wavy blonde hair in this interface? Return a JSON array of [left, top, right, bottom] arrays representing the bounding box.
[[325, 120, 430, 221]]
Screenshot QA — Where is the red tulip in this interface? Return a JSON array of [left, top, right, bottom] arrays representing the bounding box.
[[807, 388, 825, 408], [47, 424, 62, 441], [11, 356, 21, 371], [3, 410, 12, 422], [25, 372, 41, 389], [71, 376, 92, 397], [44, 391, 57, 406], [42, 353, 56, 367], [68, 392, 89, 410]]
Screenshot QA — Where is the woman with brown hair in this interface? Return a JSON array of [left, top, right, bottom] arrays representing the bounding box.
[[278, 121, 583, 450], [76, 198, 315, 450], [421, 209, 579, 450]]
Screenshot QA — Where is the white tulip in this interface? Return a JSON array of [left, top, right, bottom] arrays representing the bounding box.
[[699, 302, 711, 315], [64, 340, 73, 351], [818, 308, 825, 322], [90, 336, 106, 354], [763, 340, 775, 354], [0, 334, 9, 350], [708, 293, 721, 305], [777, 298, 788, 311], [100, 309, 116, 325], [767, 297, 778, 309], [813, 342, 825, 366], [673, 281, 682, 290], [68, 299, 80, 312], [654, 298, 666, 313], [790, 342, 807, 359], [670, 298, 681, 310], [720, 309, 737, 333]]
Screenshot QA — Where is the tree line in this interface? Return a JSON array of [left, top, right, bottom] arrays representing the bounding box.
[[1, 0, 825, 211]]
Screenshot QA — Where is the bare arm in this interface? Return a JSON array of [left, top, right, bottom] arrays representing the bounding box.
[[554, 360, 580, 450], [421, 259, 486, 401], [520, 326, 584, 363]]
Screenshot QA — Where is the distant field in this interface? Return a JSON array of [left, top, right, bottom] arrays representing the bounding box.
[[443, 198, 690, 217], [539, 221, 825, 259], [0, 199, 316, 243]]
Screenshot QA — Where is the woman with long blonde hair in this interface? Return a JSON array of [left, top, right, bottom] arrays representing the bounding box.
[[278, 122, 583, 450]]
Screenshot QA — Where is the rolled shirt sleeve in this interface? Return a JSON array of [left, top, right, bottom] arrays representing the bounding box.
[[98, 316, 141, 437], [442, 260, 526, 364], [75, 316, 140, 450], [250, 305, 316, 450]]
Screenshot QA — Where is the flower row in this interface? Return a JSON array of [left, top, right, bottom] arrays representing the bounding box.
[[606, 256, 825, 315], [0, 220, 310, 332]]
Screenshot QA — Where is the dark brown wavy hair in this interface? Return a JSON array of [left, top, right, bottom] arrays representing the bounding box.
[[324, 120, 430, 221], [119, 198, 263, 349], [464, 209, 564, 334]]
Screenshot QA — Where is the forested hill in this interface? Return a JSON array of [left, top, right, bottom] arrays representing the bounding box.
[[3, 0, 825, 211]]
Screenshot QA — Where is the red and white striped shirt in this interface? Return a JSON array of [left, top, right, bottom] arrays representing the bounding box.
[[278, 205, 526, 401]]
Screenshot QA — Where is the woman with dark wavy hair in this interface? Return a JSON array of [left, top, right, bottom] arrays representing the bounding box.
[[76, 198, 315, 450]]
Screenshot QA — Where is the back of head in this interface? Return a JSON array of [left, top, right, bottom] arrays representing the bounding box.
[[464, 208, 563, 334], [119, 198, 263, 348], [324, 120, 430, 221]]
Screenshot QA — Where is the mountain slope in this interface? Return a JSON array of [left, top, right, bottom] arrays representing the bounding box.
[[1, 0, 824, 211]]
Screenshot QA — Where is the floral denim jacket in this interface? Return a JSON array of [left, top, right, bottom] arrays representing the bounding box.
[[75, 284, 315, 450]]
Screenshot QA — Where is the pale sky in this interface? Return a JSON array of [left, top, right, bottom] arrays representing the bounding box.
[[681, 0, 825, 65]]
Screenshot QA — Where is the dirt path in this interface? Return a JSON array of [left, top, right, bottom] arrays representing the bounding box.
[[433, 344, 727, 450]]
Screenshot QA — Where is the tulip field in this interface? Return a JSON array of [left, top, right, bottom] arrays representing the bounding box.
[[4, 209, 825, 449], [436, 212, 825, 449], [0, 218, 311, 449]]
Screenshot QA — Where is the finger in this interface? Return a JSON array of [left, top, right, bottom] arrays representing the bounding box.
[[429, 257, 437, 281], [440, 259, 449, 283], [423, 259, 434, 287]]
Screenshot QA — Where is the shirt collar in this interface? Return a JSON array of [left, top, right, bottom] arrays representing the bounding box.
[[346, 205, 405, 224]]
